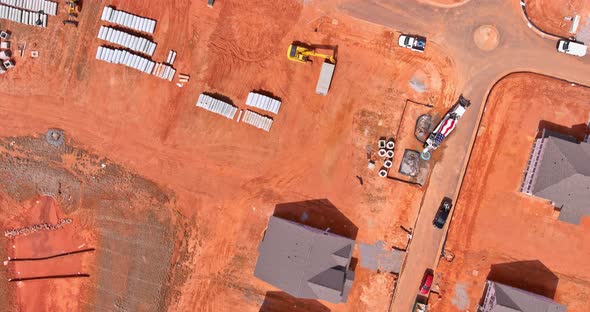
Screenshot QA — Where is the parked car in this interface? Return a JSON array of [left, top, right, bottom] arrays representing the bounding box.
[[556, 39, 587, 57], [433, 197, 452, 229], [398, 34, 426, 52], [419, 270, 434, 295], [413, 295, 428, 311]]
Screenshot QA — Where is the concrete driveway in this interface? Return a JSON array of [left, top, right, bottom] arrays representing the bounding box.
[[338, 0, 590, 311]]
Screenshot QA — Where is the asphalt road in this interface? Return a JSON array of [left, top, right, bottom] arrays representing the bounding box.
[[339, 0, 590, 311]]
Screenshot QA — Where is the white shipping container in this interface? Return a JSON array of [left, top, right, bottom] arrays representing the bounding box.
[[315, 62, 336, 96]]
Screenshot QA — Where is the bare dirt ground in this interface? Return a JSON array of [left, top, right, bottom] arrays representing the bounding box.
[[0, 0, 458, 311], [4, 195, 92, 311], [0, 134, 186, 311], [525, 0, 588, 38], [433, 73, 590, 312]]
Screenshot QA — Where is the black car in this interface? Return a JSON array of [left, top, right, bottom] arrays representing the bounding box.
[[433, 197, 452, 229]]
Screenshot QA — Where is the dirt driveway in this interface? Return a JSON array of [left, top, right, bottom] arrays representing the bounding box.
[[434, 73, 590, 311]]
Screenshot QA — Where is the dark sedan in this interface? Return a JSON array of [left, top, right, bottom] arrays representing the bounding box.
[[433, 197, 452, 229]]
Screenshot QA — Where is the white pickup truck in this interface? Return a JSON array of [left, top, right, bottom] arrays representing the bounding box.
[[398, 34, 427, 52], [557, 39, 587, 57]]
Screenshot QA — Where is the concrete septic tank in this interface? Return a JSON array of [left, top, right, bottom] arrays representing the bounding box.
[[384, 159, 393, 168]]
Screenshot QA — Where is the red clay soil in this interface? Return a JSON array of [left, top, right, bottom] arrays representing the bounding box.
[[525, 0, 588, 37], [2, 195, 94, 312], [433, 73, 590, 312], [0, 0, 458, 311]]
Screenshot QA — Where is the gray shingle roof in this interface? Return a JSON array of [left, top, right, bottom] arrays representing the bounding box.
[[483, 281, 566, 312], [254, 216, 355, 303], [531, 132, 590, 224]]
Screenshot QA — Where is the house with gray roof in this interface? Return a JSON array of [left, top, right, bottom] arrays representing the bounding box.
[[521, 128, 590, 224], [479, 280, 566, 312], [254, 216, 355, 303]]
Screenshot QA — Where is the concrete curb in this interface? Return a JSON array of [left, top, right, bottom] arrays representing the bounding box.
[[418, 0, 471, 9], [518, 0, 563, 41]]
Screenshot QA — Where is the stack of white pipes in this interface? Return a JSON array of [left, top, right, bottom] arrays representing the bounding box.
[[101, 6, 156, 34], [95, 46, 155, 74], [245, 92, 281, 114], [97, 26, 157, 56], [151, 62, 175, 81], [0, 4, 46, 26], [241, 110, 273, 132], [166, 50, 177, 65], [196, 94, 238, 120], [0, 0, 57, 15]]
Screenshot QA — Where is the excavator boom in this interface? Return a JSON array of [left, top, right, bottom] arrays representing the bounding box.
[[287, 45, 335, 64]]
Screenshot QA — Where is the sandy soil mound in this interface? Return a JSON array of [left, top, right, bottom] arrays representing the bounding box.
[[473, 25, 500, 51]]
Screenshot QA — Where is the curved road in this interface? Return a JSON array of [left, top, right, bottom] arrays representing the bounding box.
[[338, 0, 590, 311]]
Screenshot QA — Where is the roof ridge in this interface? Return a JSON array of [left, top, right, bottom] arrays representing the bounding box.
[[296, 226, 317, 297], [551, 137, 590, 174], [533, 138, 576, 193]]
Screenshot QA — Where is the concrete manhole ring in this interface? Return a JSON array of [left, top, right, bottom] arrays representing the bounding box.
[[473, 25, 500, 51], [45, 128, 64, 147]]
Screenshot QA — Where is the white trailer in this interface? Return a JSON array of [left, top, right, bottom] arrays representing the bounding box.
[[315, 61, 335, 96]]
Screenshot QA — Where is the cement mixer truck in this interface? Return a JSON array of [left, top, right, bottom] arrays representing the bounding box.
[[421, 95, 471, 160]]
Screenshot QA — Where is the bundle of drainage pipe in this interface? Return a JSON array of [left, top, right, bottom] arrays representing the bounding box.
[[96, 46, 155, 74], [178, 74, 189, 83], [0, 0, 57, 15], [101, 6, 156, 34], [0, 4, 46, 27], [245, 92, 281, 114], [166, 50, 177, 65], [97, 26, 157, 56], [241, 110, 273, 132], [152, 62, 176, 81], [196, 94, 238, 120]]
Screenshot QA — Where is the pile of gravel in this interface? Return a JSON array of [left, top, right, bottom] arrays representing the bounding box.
[[45, 129, 64, 147]]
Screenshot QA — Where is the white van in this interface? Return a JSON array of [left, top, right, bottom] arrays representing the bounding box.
[[557, 39, 587, 57]]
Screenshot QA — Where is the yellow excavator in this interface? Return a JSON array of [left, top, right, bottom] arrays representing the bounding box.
[[287, 45, 336, 64], [63, 0, 79, 26]]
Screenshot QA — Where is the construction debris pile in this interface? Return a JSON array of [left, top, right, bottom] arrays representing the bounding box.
[[96, 6, 180, 82], [45, 128, 64, 146], [97, 26, 157, 56], [399, 150, 420, 177], [4, 218, 72, 238], [376, 137, 395, 178], [415, 114, 432, 143], [0, 30, 14, 75]]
